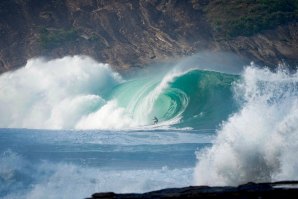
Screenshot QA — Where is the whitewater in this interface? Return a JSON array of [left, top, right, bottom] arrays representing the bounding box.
[[0, 55, 297, 199]]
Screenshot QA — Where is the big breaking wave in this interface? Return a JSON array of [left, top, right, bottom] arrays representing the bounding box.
[[0, 55, 236, 130]]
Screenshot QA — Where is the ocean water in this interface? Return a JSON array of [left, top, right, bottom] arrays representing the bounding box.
[[0, 56, 297, 198]]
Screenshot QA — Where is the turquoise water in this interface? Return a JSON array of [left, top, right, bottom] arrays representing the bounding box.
[[107, 69, 238, 129]]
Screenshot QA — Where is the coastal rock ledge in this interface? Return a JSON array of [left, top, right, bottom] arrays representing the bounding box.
[[88, 181, 298, 199]]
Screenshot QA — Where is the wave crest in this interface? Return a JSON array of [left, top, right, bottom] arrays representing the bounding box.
[[0, 56, 236, 130]]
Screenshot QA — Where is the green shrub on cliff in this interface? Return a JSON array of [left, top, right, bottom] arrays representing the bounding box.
[[229, 0, 297, 36], [207, 0, 298, 38], [39, 28, 78, 49]]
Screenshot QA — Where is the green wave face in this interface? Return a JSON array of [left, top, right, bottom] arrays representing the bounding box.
[[108, 69, 239, 129]]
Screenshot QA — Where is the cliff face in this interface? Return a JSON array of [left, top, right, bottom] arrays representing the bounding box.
[[0, 0, 297, 74]]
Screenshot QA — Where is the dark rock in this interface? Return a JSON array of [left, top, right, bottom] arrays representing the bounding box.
[[88, 181, 298, 199]]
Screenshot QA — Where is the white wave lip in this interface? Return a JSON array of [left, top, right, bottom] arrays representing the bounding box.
[[194, 66, 298, 186], [0, 56, 123, 129]]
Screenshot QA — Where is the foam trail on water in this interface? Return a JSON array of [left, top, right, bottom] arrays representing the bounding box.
[[75, 100, 138, 129], [194, 66, 298, 186], [0, 150, 193, 199]]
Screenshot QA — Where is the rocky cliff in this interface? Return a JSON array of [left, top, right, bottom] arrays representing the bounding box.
[[0, 0, 297, 74]]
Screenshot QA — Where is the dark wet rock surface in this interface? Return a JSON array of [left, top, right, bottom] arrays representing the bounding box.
[[88, 181, 298, 199]]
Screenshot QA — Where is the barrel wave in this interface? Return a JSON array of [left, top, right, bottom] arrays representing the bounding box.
[[105, 69, 237, 130], [0, 56, 238, 130]]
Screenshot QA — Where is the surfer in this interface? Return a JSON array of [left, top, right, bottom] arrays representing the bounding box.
[[153, 116, 158, 124]]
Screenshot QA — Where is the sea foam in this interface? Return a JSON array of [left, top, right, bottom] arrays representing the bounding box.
[[194, 66, 298, 185], [0, 56, 122, 129]]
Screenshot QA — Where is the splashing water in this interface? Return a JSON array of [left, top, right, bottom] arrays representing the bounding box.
[[194, 66, 298, 186], [0, 56, 121, 129]]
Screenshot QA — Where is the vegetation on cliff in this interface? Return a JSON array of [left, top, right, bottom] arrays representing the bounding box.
[[39, 28, 78, 49], [207, 0, 298, 38]]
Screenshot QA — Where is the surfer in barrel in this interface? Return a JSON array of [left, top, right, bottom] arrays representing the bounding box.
[[153, 116, 158, 125]]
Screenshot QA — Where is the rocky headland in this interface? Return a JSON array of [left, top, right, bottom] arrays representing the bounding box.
[[88, 181, 298, 199], [0, 0, 297, 74]]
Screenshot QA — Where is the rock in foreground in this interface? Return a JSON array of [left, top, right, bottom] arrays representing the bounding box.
[[88, 181, 298, 199]]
